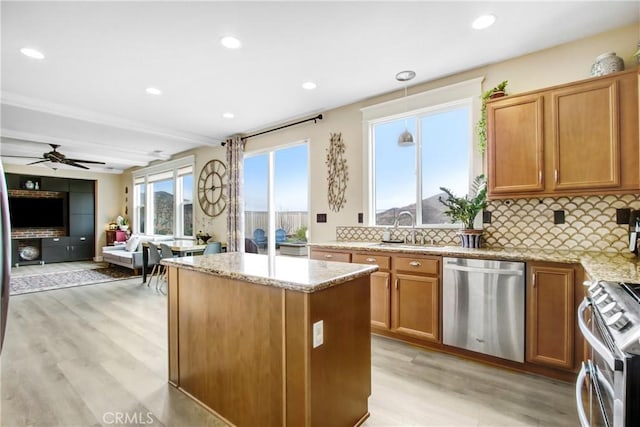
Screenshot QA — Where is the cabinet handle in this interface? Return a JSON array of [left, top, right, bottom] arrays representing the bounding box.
[[53, 238, 60, 242], [395, 278, 399, 289], [80, 237, 86, 241], [538, 170, 542, 184], [532, 274, 536, 288], [554, 169, 558, 183], [325, 254, 333, 259], [365, 257, 376, 263], [409, 260, 421, 267], [385, 278, 389, 289]]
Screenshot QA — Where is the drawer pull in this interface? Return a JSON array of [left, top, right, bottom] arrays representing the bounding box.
[[325, 254, 333, 259], [365, 257, 376, 263], [386, 278, 389, 289], [409, 260, 421, 267], [395, 278, 399, 289], [53, 238, 60, 242], [80, 237, 86, 241]]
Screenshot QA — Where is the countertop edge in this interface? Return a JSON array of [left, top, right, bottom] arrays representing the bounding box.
[[161, 257, 379, 293], [307, 242, 640, 283]]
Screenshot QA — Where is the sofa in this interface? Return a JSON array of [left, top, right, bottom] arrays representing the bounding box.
[[102, 235, 173, 274]]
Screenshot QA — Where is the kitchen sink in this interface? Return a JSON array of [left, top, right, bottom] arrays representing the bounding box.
[[369, 242, 446, 249]]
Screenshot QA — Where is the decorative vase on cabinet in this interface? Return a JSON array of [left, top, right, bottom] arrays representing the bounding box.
[[590, 52, 624, 76]]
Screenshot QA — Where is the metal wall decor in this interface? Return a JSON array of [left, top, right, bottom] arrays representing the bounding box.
[[326, 132, 348, 212]]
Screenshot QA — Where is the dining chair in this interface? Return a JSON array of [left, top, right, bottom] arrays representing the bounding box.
[[203, 242, 222, 255], [244, 238, 259, 254], [157, 243, 176, 293], [146, 242, 163, 289]]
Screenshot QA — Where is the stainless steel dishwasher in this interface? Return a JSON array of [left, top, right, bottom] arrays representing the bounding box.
[[442, 257, 525, 363]]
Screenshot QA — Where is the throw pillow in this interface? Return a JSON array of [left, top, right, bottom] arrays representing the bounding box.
[[125, 236, 141, 252]]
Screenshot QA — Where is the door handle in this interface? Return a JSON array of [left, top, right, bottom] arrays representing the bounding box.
[[409, 260, 421, 267], [325, 254, 333, 259], [385, 278, 389, 289], [395, 278, 398, 289], [365, 257, 376, 263]]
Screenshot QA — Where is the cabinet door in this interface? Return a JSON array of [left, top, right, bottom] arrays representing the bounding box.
[[551, 79, 620, 190], [370, 272, 391, 329], [69, 214, 94, 237], [487, 94, 545, 196], [392, 274, 440, 343], [69, 192, 94, 214], [69, 237, 94, 261], [527, 264, 575, 369], [41, 237, 71, 263]]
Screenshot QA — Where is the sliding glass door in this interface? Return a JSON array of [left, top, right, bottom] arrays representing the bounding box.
[[244, 142, 309, 256]]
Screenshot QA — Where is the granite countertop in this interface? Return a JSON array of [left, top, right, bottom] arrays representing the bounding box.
[[307, 241, 640, 283], [161, 252, 378, 293]]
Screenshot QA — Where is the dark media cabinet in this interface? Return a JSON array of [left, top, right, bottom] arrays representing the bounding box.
[[5, 173, 95, 266]]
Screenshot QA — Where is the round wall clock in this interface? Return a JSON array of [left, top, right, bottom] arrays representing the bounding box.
[[198, 159, 227, 217]]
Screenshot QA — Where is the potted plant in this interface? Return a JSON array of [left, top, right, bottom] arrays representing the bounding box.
[[119, 216, 129, 231], [477, 80, 508, 154], [438, 174, 488, 248]]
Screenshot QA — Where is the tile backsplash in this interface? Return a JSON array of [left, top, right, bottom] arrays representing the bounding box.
[[337, 194, 640, 254]]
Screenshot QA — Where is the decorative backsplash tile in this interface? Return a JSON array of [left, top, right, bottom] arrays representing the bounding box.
[[337, 194, 640, 254]]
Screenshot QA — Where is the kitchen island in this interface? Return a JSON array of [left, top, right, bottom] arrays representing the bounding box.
[[161, 252, 378, 427]]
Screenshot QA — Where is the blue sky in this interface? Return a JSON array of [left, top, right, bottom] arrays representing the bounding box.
[[375, 107, 469, 212], [244, 144, 308, 211]]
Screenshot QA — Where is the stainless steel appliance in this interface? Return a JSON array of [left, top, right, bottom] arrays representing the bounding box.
[[577, 281, 640, 427], [442, 257, 525, 363], [0, 162, 11, 354]]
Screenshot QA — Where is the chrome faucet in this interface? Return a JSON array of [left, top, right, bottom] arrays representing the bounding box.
[[394, 210, 416, 244]]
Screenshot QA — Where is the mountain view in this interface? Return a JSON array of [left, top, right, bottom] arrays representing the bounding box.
[[153, 191, 193, 235], [376, 192, 449, 226]]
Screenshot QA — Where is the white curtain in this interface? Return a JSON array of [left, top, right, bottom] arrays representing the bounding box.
[[225, 135, 246, 252]]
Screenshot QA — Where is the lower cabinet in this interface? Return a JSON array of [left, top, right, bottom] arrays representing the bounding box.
[[308, 249, 351, 263], [42, 236, 94, 262], [526, 262, 577, 369], [370, 272, 391, 329], [392, 273, 440, 342]]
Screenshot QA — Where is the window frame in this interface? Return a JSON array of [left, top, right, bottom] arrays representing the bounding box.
[[132, 155, 195, 238], [361, 77, 483, 227]]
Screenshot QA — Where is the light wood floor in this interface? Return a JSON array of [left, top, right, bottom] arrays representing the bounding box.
[[1, 277, 577, 427]]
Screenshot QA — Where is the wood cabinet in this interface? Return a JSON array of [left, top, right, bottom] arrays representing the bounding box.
[[353, 253, 391, 330], [526, 263, 576, 369], [392, 255, 440, 343], [488, 93, 545, 195], [308, 249, 351, 263], [487, 69, 639, 199]]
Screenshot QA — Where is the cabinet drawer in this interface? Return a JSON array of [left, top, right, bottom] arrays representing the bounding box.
[[395, 256, 440, 276], [42, 237, 69, 247], [353, 253, 390, 270], [309, 250, 351, 263]]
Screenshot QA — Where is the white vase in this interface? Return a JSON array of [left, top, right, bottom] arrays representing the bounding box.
[[591, 52, 624, 76]]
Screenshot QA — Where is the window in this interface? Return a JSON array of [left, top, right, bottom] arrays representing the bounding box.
[[132, 156, 194, 237], [244, 142, 309, 256], [363, 78, 482, 227]]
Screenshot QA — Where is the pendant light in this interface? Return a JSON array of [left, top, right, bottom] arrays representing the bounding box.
[[396, 70, 416, 146]]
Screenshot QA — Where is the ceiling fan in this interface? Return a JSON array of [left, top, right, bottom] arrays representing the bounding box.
[[1, 144, 106, 170]]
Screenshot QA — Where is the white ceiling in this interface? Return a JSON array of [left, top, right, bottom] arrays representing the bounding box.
[[1, 1, 638, 173]]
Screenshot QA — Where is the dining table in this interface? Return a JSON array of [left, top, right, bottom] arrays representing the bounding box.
[[141, 239, 225, 283]]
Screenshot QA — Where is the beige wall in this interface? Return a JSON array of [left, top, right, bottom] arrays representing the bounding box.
[[125, 23, 638, 244], [2, 163, 124, 254]]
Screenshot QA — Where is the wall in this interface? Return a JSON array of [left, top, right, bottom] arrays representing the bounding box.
[[2, 164, 123, 255], [124, 23, 638, 249]]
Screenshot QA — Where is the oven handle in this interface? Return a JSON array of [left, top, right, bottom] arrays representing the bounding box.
[[576, 362, 590, 427], [578, 298, 617, 370]]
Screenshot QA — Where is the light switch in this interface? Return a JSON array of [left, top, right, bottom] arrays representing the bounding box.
[[313, 320, 323, 348]]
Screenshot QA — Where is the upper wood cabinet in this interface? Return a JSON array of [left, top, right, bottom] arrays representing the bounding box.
[[488, 94, 545, 195], [487, 69, 639, 199]]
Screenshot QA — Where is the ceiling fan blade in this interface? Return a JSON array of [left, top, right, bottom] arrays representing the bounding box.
[[63, 160, 89, 170], [65, 158, 106, 165], [27, 159, 50, 166], [0, 155, 45, 160]]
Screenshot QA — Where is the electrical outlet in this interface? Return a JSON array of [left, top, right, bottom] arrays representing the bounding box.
[[312, 320, 323, 348], [316, 213, 327, 223], [617, 208, 631, 225], [482, 210, 492, 224], [554, 210, 565, 224]]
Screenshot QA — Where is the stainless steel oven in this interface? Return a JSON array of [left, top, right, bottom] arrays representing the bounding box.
[[577, 282, 640, 427]]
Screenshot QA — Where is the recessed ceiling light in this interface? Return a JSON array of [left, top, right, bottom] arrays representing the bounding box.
[[145, 87, 162, 95], [472, 14, 496, 30], [20, 47, 45, 59], [302, 81, 317, 90], [222, 112, 235, 119], [220, 35, 242, 49]]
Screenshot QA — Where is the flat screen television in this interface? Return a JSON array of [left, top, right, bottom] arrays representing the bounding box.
[[8, 197, 65, 228]]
